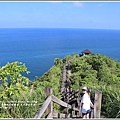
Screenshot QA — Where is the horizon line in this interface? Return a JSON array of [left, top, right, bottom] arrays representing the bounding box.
[[0, 27, 120, 30]]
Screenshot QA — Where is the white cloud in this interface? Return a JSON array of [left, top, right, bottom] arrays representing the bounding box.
[[96, 3, 104, 7], [73, 2, 84, 8]]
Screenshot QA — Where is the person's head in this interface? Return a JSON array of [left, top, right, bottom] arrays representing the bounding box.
[[69, 87, 73, 92], [82, 86, 88, 93]]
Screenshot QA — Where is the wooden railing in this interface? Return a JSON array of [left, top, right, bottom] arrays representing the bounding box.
[[34, 86, 81, 118], [34, 86, 102, 119]]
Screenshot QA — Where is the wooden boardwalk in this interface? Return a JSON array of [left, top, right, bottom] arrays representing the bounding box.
[[34, 60, 102, 119], [61, 62, 71, 93], [34, 86, 102, 119]]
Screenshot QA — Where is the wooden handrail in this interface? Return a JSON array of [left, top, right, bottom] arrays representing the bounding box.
[[34, 95, 52, 118], [52, 95, 79, 112], [34, 94, 80, 118], [34, 86, 102, 119], [52, 95, 68, 108]]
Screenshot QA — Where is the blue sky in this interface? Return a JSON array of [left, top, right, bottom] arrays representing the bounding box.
[[0, 2, 120, 29]]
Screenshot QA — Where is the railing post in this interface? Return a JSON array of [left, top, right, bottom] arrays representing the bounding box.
[[45, 86, 53, 118], [65, 92, 69, 118], [72, 103, 75, 117], [90, 108, 94, 118], [94, 91, 102, 118], [77, 91, 81, 117]]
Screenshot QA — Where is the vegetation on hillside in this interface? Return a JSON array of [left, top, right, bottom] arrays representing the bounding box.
[[63, 54, 120, 118], [0, 62, 30, 118], [0, 53, 120, 118], [0, 61, 62, 118]]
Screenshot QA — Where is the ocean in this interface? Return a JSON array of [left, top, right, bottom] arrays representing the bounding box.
[[0, 28, 120, 80]]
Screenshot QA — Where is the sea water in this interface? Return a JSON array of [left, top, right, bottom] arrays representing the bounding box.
[[0, 28, 120, 80]]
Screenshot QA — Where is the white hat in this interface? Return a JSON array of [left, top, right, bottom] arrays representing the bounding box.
[[82, 86, 88, 91]]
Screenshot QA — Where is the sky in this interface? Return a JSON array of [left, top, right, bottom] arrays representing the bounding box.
[[0, 2, 120, 29]]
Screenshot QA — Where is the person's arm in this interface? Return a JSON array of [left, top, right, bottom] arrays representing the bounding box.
[[90, 100, 94, 108], [81, 102, 83, 108], [81, 94, 85, 108]]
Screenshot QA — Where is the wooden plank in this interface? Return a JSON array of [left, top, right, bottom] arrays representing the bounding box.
[[72, 106, 80, 112], [72, 114, 77, 118], [34, 95, 52, 118], [45, 86, 53, 117], [79, 102, 82, 117], [65, 91, 69, 118], [53, 112, 66, 118], [52, 95, 68, 107], [76, 111, 80, 118], [94, 91, 102, 118], [46, 112, 53, 119], [90, 108, 94, 118], [72, 103, 75, 116], [52, 95, 80, 112], [53, 112, 73, 118]]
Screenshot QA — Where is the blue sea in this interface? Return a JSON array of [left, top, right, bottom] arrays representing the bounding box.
[[0, 28, 120, 80]]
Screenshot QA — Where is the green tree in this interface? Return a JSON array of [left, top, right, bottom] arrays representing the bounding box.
[[0, 61, 30, 102], [54, 58, 63, 66]]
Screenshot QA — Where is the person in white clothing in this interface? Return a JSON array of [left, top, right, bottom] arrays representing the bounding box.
[[81, 86, 94, 119]]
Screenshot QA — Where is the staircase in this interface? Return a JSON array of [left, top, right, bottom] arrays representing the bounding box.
[[34, 61, 102, 119]]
